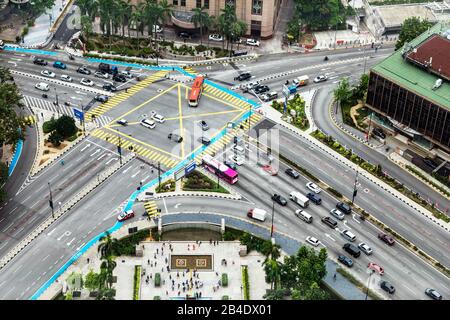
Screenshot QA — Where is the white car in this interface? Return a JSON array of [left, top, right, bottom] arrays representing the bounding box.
[[80, 78, 94, 86], [358, 242, 373, 255], [60, 74, 72, 82], [120, 70, 133, 79], [306, 236, 320, 247], [246, 38, 260, 47], [140, 118, 156, 129], [117, 209, 134, 221], [152, 113, 165, 123], [228, 154, 244, 166], [35, 82, 49, 91], [242, 81, 260, 91], [306, 182, 321, 194], [117, 119, 128, 126], [313, 75, 328, 83], [41, 70, 55, 78], [209, 34, 223, 42], [94, 71, 109, 79], [152, 25, 163, 33]]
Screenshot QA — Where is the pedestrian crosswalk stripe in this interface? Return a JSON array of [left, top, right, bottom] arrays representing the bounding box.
[[144, 201, 159, 218], [85, 70, 169, 121]]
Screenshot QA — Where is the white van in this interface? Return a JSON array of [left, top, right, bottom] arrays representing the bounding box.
[[341, 229, 356, 242], [247, 208, 267, 222], [289, 191, 309, 208], [140, 118, 156, 129], [233, 144, 245, 154], [35, 82, 49, 91], [294, 209, 313, 223]]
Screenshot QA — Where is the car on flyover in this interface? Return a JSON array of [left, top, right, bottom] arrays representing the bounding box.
[[306, 182, 321, 193], [368, 262, 384, 275], [285, 168, 300, 179]]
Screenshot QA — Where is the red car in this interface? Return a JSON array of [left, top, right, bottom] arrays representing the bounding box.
[[262, 165, 278, 176], [117, 210, 135, 222], [368, 262, 384, 275], [378, 233, 395, 246]]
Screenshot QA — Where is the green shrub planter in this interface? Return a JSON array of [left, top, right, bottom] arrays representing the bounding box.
[[242, 266, 250, 300], [43, 119, 56, 134], [133, 265, 141, 300], [221, 273, 228, 287], [153, 296, 161, 300], [155, 273, 161, 287], [222, 295, 229, 300]]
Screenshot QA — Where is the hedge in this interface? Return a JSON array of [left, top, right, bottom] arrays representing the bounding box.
[[336, 267, 381, 300], [43, 119, 56, 134], [111, 229, 150, 256], [221, 273, 228, 287], [153, 296, 161, 300], [133, 265, 141, 300], [327, 187, 343, 199], [242, 266, 250, 300], [155, 273, 161, 287]]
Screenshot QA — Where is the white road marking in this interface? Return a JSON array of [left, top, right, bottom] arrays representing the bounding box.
[[12, 264, 23, 273], [2, 222, 14, 232], [131, 171, 140, 178], [106, 157, 118, 165], [352, 214, 361, 224], [47, 229, 56, 236], [67, 237, 76, 246], [8, 206, 19, 215], [80, 144, 91, 152], [42, 255, 50, 261], [324, 233, 335, 242], [122, 166, 133, 174], [97, 153, 107, 161], [30, 200, 40, 209], [90, 149, 101, 157], [174, 203, 181, 209], [163, 198, 168, 213], [76, 242, 86, 251]]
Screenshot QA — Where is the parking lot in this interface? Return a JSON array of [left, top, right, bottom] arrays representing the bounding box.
[[87, 69, 256, 169]]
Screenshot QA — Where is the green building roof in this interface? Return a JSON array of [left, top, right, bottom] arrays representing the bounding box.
[[371, 22, 450, 110]]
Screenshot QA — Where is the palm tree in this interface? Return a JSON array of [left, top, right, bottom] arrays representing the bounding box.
[[130, 4, 144, 49], [158, 0, 173, 41], [117, 0, 132, 42], [333, 77, 352, 109], [80, 15, 93, 44], [263, 258, 282, 290], [229, 19, 247, 54], [98, 231, 117, 259], [100, 257, 117, 289], [191, 7, 210, 45], [219, 4, 237, 50]]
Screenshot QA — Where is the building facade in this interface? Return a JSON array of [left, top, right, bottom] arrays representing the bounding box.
[[132, 0, 282, 39], [366, 22, 450, 154]]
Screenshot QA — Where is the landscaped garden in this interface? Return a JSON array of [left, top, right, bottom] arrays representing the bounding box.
[[182, 170, 229, 194], [271, 94, 309, 131]]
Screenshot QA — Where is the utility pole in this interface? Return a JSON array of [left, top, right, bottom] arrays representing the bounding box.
[[48, 182, 54, 219], [81, 104, 86, 136], [366, 112, 373, 142], [117, 130, 122, 165], [158, 161, 161, 189], [365, 270, 375, 300], [352, 170, 359, 204], [54, 87, 59, 106]]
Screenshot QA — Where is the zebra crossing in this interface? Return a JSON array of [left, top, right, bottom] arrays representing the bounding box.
[[85, 70, 169, 122], [193, 112, 263, 164], [144, 201, 160, 219], [90, 128, 179, 168], [183, 66, 197, 75], [203, 84, 252, 110], [22, 95, 113, 127]]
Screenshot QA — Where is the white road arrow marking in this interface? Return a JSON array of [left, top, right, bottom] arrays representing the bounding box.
[[122, 166, 132, 174], [47, 229, 56, 236], [131, 171, 140, 178], [352, 214, 361, 224], [67, 237, 76, 246], [324, 233, 335, 242], [7, 61, 17, 67], [75, 91, 87, 95], [71, 96, 82, 101], [10, 58, 22, 61], [80, 144, 91, 152], [174, 203, 181, 209], [90, 149, 101, 157], [76, 242, 86, 251], [97, 153, 107, 161], [57, 231, 71, 241], [343, 220, 351, 229], [106, 157, 118, 165]]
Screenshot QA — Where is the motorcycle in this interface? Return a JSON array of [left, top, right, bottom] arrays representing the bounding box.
[[69, 55, 75, 60], [285, 80, 289, 85], [42, 93, 48, 98], [324, 56, 329, 61]]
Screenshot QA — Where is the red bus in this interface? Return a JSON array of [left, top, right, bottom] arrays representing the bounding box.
[[188, 75, 204, 107], [202, 154, 238, 184]]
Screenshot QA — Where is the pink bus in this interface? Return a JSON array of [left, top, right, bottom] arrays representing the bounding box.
[[201, 154, 238, 184]]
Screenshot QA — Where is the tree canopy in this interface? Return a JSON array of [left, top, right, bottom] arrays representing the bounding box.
[[395, 17, 434, 50], [293, 0, 343, 31]]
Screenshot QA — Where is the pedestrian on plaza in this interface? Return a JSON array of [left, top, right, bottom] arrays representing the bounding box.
[[178, 283, 180, 289], [163, 280, 165, 285], [154, 254, 156, 259], [215, 271, 219, 276], [166, 290, 168, 296], [193, 244, 196, 251], [165, 257, 168, 264], [199, 292, 202, 298], [150, 273, 152, 279], [87, 258, 90, 264], [199, 241, 201, 247], [167, 266, 170, 272], [178, 291, 180, 296], [151, 262, 153, 267], [162, 267, 164, 272], [333, 273, 337, 281], [170, 247, 173, 253], [163, 242, 165, 247], [177, 272, 179, 278], [172, 279, 175, 285], [169, 274, 172, 280], [147, 259, 150, 265], [209, 239, 212, 245], [155, 261, 157, 266], [183, 287, 185, 293], [156, 248, 159, 254], [183, 271, 185, 277], [172, 285, 174, 291]]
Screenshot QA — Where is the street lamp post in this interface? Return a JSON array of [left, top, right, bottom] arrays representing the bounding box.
[[270, 198, 275, 238], [81, 104, 86, 136], [365, 269, 375, 300], [117, 130, 123, 165], [54, 87, 59, 106], [48, 182, 54, 219]]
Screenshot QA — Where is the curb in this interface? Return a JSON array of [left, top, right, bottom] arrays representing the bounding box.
[[155, 192, 241, 201]]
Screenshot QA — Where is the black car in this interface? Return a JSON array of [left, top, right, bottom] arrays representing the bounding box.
[[234, 72, 252, 81], [33, 58, 47, 66], [102, 84, 117, 92], [380, 281, 395, 294], [254, 85, 269, 94], [307, 192, 322, 205], [285, 168, 300, 179], [338, 255, 353, 267], [321, 216, 338, 229], [272, 194, 287, 206], [77, 66, 91, 75], [343, 243, 361, 258], [113, 74, 127, 82], [372, 128, 386, 139], [336, 202, 352, 214], [232, 50, 248, 57], [168, 133, 183, 143], [179, 32, 191, 39], [95, 94, 108, 103], [201, 136, 211, 146]]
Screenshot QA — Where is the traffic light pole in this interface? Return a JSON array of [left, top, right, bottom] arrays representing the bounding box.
[[48, 182, 54, 219], [352, 170, 359, 204], [158, 161, 161, 189]]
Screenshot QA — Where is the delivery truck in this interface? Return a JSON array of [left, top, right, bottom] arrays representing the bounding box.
[[293, 75, 309, 87], [247, 208, 267, 222], [289, 191, 310, 208]]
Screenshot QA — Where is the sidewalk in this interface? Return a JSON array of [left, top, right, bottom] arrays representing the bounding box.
[[23, 0, 69, 47]]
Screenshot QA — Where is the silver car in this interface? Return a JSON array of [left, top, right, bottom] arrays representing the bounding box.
[[330, 208, 345, 220], [358, 242, 373, 255]]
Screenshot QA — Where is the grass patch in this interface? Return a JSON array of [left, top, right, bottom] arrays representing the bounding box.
[[155, 179, 175, 193], [327, 187, 343, 199], [182, 170, 229, 194], [336, 267, 382, 300], [242, 266, 250, 300], [133, 265, 141, 300]]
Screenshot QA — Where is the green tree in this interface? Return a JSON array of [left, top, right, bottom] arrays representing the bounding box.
[[333, 77, 352, 106], [80, 15, 93, 44], [230, 19, 247, 52], [98, 231, 117, 259], [77, 0, 98, 20], [263, 288, 289, 300], [55, 115, 77, 138], [218, 4, 237, 50], [263, 258, 282, 290], [293, 0, 343, 31], [191, 7, 210, 45], [100, 257, 117, 289], [28, 0, 56, 16], [48, 130, 63, 147], [353, 73, 369, 102], [395, 17, 433, 50], [292, 282, 329, 300], [84, 269, 102, 292], [0, 162, 8, 185], [130, 4, 144, 49], [159, 0, 173, 40]]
